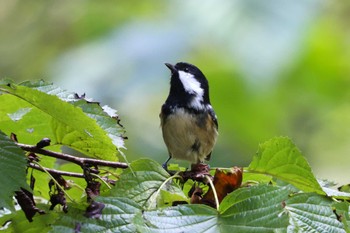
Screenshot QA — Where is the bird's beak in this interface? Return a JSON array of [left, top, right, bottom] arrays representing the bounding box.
[[165, 63, 177, 74]]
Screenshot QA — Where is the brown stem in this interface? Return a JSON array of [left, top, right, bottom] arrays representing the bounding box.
[[29, 163, 85, 178], [17, 143, 128, 169]]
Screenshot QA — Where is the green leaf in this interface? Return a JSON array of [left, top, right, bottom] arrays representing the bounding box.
[[321, 186, 350, 200], [0, 131, 28, 211], [0, 93, 53, 146], [157, 189, 188, 207], [50, 197, 141, 233], [135, 204, 218, 233], [0, 81, 123, 161], [285, 193, 345, 232], [71, 100, 125, 150], [53, 187, 290, 233], [20, 80, 126, 149], [332, 202, 350, 232], [50, 172, 347, 233], [219, 185, 290, 232], [0, 204, 57, 233], [136, 185, 290, 233], [242, 171, 273, 184], [248, 137, 324, 194], [110, 158, 186, 209]]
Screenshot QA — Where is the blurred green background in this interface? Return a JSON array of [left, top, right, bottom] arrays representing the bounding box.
[[1, 0, 350, 184]]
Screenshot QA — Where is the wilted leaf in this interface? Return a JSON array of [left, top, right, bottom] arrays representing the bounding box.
[[84, 201, 105, 219], [201, 167, 242, 207], [14, 188, 45, 222]]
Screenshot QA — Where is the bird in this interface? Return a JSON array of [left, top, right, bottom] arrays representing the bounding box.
[[160, 62, 218, 170]]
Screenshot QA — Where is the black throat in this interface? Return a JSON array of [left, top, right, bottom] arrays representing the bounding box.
[[165, 72, 210, 107]]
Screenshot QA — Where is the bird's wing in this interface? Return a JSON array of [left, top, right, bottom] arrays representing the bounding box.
[[207, 105, 218, 130]]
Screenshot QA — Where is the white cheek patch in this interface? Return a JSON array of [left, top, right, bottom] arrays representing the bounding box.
[[178, 71, 204, 97], [178, 71, 204, 110]]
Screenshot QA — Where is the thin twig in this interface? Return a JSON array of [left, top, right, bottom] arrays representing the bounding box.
[[17, 142, 128, 169], [29, 163, 85, 178]]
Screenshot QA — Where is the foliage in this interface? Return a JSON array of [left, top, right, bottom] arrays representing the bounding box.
[[0, 80, 125, 160], [0, 131, 28, 211], [0, 80, 349, 233], [248, 137, 324, 194]]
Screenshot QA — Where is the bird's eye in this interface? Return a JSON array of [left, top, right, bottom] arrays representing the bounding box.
[[184, 67, 189, 72]]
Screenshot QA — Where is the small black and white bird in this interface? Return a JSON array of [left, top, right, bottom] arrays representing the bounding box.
[[160, 62, 218, 170]]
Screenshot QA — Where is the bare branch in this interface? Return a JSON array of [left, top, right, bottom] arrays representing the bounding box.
[[17, 143, 128, 169], [29, 163, 85, 178]]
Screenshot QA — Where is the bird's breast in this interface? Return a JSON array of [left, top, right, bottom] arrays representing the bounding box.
[[160, 108, 218, 163]]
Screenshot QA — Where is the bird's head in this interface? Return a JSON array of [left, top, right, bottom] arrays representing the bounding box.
[[165, 62, 210, 109]]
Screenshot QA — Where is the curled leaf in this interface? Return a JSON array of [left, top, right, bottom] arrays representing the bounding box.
[[85, 181, 101, 201], [85, 201, 105, 219], [189, 185, 204, 204], [49, 190, 67, 213], [201, 167, 243, 207], [14, 188, 45, 222]]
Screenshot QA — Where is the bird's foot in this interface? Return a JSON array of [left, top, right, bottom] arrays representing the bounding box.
[[191, 163, 210, 174], [178, 163, 212, 183]]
